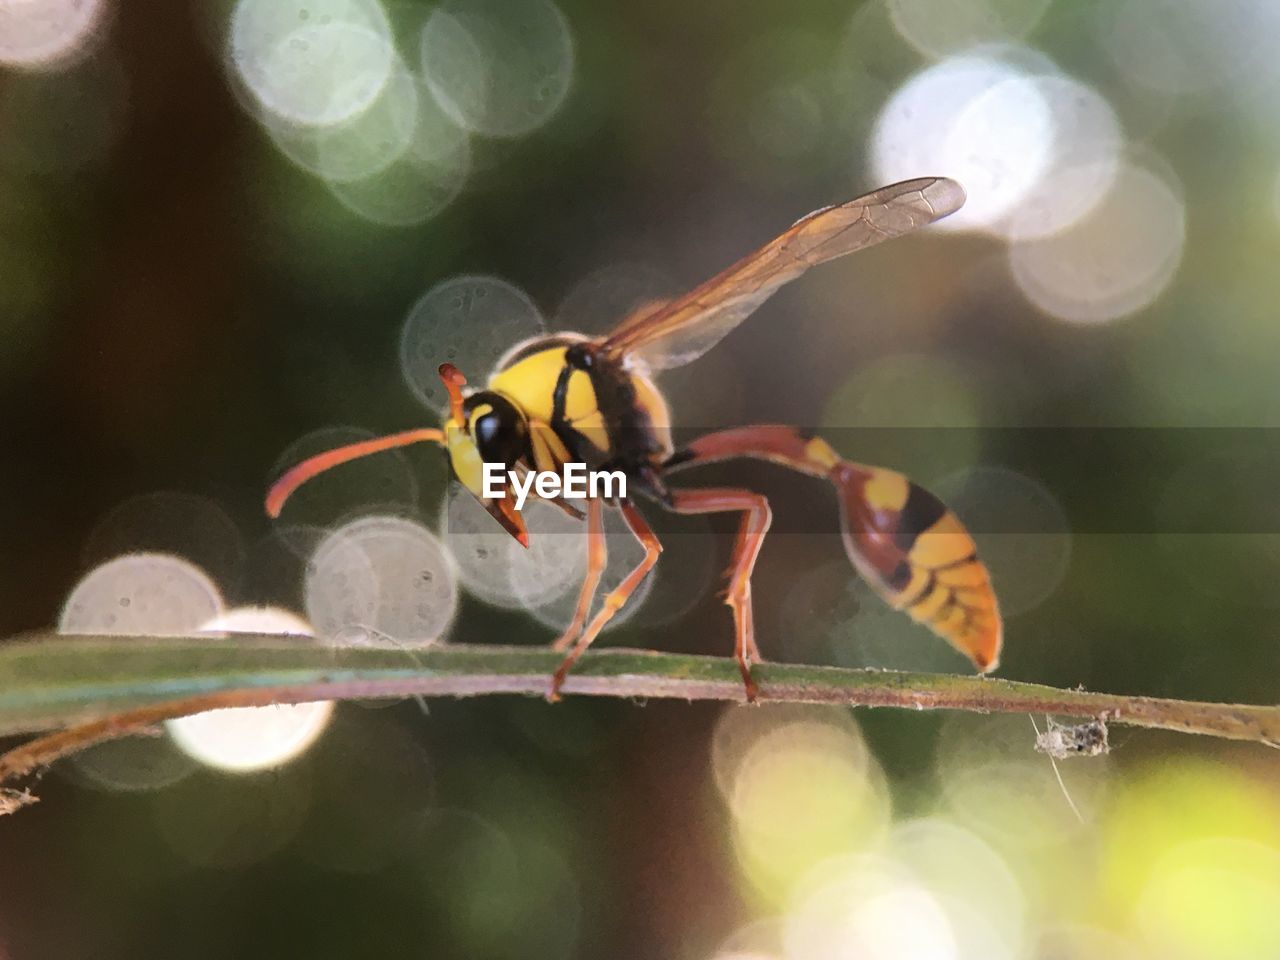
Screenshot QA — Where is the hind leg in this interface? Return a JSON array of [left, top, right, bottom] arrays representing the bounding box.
[[667, 487, 772, 701]]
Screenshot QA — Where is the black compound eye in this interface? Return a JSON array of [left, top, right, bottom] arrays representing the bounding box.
[[466, 392, 527, 466], [472, 409, 503, 448]]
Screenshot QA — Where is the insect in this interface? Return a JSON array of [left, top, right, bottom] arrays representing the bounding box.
[[266, 178, 1001, 701]]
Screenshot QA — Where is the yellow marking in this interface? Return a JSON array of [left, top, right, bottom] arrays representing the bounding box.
[[529, 421, 572, 474], [490, 347, 599, 425], [569, 410, 610, 455], [804, 437, 841, 470], [909, 514, 976, 568], [446, 421, 488, 496], [490, 346, 608, 455], [863, 469, 909, 511]]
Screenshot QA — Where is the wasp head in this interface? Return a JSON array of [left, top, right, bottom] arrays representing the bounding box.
[[438, 363, 531, 547]]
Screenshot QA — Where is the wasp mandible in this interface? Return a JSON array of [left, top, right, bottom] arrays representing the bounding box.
[[267, 178, 1001, 701]]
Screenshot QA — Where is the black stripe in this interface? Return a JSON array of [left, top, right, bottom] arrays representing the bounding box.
[[934, 553, 979, 572], [663, 449, 695, 469], [929, 590, 959, 625], [551, 362, 574, 433], [546, 359, 599, 464], [901, 569, 935, 606], [893, 483, 949, 552]]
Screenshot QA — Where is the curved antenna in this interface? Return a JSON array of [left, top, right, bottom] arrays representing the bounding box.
[[438, 362, 468, 426], [265, 428, 445, 518]]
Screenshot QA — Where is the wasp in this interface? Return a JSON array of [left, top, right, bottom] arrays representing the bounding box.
[[266, 178, 1001, 700]]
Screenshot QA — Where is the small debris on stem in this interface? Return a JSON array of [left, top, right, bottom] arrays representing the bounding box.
[[1034, 716, 1110, 759]]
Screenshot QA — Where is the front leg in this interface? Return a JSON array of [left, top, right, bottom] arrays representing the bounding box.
[[549, 501, 662, 701]]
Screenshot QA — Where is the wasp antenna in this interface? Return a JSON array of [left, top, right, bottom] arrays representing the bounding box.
[[265, 428, 445, 518], [438, 363, 468, 425]]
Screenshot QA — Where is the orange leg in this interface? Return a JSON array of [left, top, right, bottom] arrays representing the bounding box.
[[668, 487, 772, 702], [552, 497, 607, 652], [549, 502, 662, 701]]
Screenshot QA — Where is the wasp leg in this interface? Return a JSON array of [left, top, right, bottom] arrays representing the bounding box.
[[667, 487, 772, 702], [551, 497, 607, 652], [548, 501, 662, 701]]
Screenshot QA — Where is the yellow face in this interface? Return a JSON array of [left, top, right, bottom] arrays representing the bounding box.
[[444, 416, 486, 494], [445, 391, 530, 547]]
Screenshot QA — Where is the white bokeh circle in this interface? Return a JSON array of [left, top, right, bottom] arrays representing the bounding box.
[[0, 0, 107, 69], [59, 552, 225, 635], [305, 514, 460, 643], [229, 0, 395, 127], [165, 607, 334, 772], [870, 54, 1054, 233], [400, 274, 545, 410], [419, 0, 575, 138], [1009, 162, 1185, 324]]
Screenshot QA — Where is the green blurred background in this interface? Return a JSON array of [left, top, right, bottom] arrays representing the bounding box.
[[2, 0, 1280, 957]]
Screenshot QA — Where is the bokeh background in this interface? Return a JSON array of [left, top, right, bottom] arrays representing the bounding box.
[[2, 0, 1280, 957]]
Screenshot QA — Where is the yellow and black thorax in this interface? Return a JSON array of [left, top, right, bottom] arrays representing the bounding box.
[[487, 335, 673, 487]]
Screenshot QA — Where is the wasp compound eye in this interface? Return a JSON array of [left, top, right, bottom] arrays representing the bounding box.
[[465, 392, 528, 467]]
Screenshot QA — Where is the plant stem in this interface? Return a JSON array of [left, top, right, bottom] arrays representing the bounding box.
[[1, 632, 1277, 812]]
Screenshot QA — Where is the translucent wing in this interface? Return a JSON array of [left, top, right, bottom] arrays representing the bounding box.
[[599, 177, 965, 371]]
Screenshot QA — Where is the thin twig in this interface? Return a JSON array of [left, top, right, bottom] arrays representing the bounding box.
[[0, 631, 1277, 814]]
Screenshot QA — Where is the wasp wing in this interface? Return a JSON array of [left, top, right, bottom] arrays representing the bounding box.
[[598, 177, 965, 372]]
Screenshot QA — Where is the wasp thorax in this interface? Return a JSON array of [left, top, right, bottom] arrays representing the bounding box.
[[464, 392, 529, 468]]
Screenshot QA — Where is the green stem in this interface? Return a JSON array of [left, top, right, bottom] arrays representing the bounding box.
[[1, 631, 1277, 812]]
